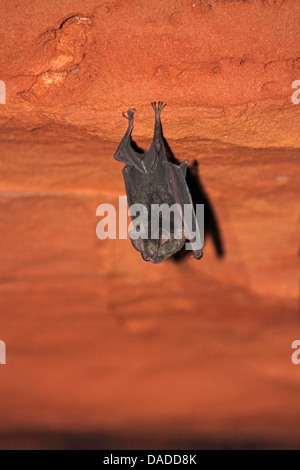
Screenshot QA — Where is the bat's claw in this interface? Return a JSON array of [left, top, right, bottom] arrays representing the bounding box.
[[122, 108, 135, 120], [151, 101, 167, 112]]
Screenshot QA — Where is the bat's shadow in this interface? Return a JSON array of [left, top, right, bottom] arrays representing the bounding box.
[[130, 136, 225, 262]]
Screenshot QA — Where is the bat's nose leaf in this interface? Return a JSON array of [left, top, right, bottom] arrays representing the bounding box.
[[160, 228, 170, 246]]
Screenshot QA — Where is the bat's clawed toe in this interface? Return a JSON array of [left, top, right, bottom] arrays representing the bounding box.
[[122, 108, 135, 120], [151, 101, 167, 112]]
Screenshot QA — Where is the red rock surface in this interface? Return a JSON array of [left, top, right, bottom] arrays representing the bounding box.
[[0, 0, 299, 449], [1, 0, 300, 147]]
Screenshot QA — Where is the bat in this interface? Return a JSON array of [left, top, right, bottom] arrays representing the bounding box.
[[114, 101, 203, 263]]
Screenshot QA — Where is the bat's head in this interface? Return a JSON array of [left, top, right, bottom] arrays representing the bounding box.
[[129, 229, 186, 264]]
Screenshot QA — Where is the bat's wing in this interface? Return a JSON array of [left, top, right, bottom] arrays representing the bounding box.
[[122, 165, 135, 209], [164, 161, 203, 260], [114, 109, 157, 174], [122, 165, 145, 253]]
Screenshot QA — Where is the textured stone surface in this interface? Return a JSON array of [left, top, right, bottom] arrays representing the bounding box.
[[0, 0, 300, 147], [0, 0, 299, 450]]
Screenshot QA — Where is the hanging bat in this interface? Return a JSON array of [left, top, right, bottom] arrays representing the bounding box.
[[114, 101, 203, 263]]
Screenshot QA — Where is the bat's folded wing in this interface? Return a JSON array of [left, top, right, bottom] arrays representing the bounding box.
[[163, 162, 203, 260], [114, 141, 158, 174]]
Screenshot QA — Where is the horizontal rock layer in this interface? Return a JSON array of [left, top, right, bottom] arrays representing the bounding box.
[[0, 0, 300, 147]]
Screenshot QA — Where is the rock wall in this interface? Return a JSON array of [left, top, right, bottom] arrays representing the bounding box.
[[1, 0, 300, 147]]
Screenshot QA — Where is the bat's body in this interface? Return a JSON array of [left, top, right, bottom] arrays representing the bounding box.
[[114, 102, 203, 263]]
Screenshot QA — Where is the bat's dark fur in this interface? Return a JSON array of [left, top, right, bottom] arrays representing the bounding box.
[[114, 101, 203, 264]]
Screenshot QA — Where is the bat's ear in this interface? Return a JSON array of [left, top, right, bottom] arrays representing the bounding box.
[[179, 161, 188, 179]]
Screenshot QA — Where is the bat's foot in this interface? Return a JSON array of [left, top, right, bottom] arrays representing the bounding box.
[[122, 109, 135, 121], [151, 101, 167, 112]]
